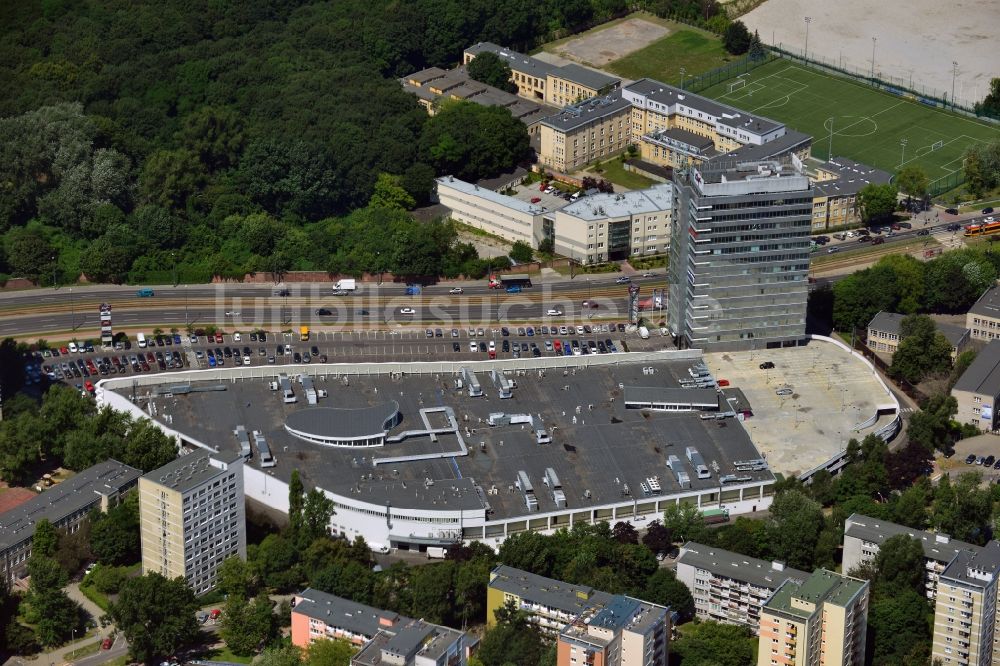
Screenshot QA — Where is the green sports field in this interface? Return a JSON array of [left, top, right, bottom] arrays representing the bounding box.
[[699, 59, 1000, 189]]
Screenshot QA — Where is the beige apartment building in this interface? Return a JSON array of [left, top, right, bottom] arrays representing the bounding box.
[[952, 339, 1000, 432], [675, 542, 808, 634], [932, 541, 1000, 666], [139, 451, 246, 594], [552, 185, 672, 264], [757, 570, 869, 666], [463, 42, 620, 108], [967, 285, 1000, 341], [866, 311, 970, 360], [0, 460, 140, 588], [810, 157, 892, 232], [538, 94, 633, 172]]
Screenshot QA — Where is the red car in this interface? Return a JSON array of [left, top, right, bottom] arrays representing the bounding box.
[[101, 637, 113, 650], [210, 609, 221, 620], [530, 197, 541, 203], [84, 380, 95, 394], [538, 182, 546, 191], [214, 332, 224, 343]]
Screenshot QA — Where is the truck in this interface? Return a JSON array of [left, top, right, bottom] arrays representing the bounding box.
[[299, 326, 310, 341], [426, 546, 447, 559], [333, 279, 356, 292], [700, 508, 730, 525], [488, 273, 532, 289]]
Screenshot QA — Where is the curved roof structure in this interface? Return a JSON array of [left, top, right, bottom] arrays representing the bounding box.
[[285, 402, 399, 445]]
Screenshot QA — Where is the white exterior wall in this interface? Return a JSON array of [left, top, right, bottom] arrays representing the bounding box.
[[436, 179, 544, 247]]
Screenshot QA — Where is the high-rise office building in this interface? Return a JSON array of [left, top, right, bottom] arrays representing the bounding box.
[[667, 159, 812, 350], [931, 541, 1000, 666], [757, 569, 869, 666], [139, 451, 246, 594]]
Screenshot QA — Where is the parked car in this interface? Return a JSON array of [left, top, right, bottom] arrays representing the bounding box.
[[945, 208, 959, 215], [615, 276, 631, 284], [966, 454, 978, 464], [759, 361, 775, 370]]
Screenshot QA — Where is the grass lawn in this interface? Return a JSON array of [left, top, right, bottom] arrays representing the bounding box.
[[80, 581, 111, 612], [607, 27, 731, 87], [698, 59, 1000, 187], [590, 158, 657, 190], [207, 645, 253, 664]]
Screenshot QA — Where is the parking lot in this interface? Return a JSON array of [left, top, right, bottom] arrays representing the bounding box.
[[27, 322, 639, 393], [507, 180, 579, 211], [703, 340, 895, 477], [939, 433, 1000, 482]]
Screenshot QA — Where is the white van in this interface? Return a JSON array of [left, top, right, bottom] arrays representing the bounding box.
[[638, 326, 650, 339], [136, 333, 147, 348]]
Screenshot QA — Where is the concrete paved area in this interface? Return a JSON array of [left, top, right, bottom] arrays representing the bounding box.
[[548, 17, 669, 67], [703, 339, 896, 477], [938, 433, 1000, 482]]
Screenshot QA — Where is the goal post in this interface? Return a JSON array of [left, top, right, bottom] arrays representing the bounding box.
[[728, 79, 747, 93], [931, 140, 944, 151]]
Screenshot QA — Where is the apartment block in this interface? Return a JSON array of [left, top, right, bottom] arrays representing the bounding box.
[[552, 185, 672, 263], [435, 176, 547, 247], [757, 570, 869, 666], [538, 93, 633, 172], [291, 588, 466, 666], [139, 451, 246, 594], [463, 43, 620, 108], [932, 541, 1000, 666], [488, 564, 614, 635], [842, 514, 981, 601], [810, 157, 892, 232], [0, 460, 140, 587], [667, 159, 812, 351], [558, 595, 669, 666], [675, 542, 808, 633], [951, 339, 1000, 432], [866, 311, 970, 360], [966, 285, 1000, 341]]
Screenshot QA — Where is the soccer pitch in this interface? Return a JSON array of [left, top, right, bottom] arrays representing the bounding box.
[[699, 59, 1000, 189]]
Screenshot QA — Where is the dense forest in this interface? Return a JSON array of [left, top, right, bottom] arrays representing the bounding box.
[[0, 0, 640, 284]]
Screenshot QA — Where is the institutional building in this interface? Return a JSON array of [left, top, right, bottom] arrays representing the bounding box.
[[967, 285, 1000, 342], [866, 311, 970, 360], [138, 451, 246, 594], [667, 159, 812, 350], [291, 588, 467, 666], [462, 42, 620, 108], [435, 176, 548, 247], [538, 93, 633, 172], [0, 460, 140, 587], [951, 339, 1000, 432], [931, 541, 1000, 666], [675, 542, 808, 633], [757, 570, 869, 666], [842, 514, 981, 601], [487, 565, 668, 665], [810, 157, 893, 231]]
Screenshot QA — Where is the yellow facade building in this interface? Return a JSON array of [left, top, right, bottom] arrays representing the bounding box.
[[757, 570, 869, 666], [810, 157, 893, 231]]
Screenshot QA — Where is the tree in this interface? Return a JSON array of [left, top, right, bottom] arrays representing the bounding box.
[[90, 494, 140, 565], [369, 173, 416, 211], [25, 554, 80, 647], [509, 240, 533, 264], [140, 148, 207, 210], [889, 314, 953, 384], [611, 521, 638, 544], [306, 639, 356, 666], [3, 228, 56, 283], [107, 573, 200, 663], [257, 645, 303, 666], [895, 165, 929, 200], [642, 568, 694, 619], [857, 182, 898, 224], [907, 394, 959, 452], [974, 77, 1000, 118], [748, 30, 766, 60], [477, 600, 545, 666], [873, 535, 926, 596], [420, 101, 532, 183], [301, 489, 335, 544], [671, 620, 755, 666], [962, 140, 1000, 198], [467, 52, 517, 94], [32, 519, 59, 558], [767, 490, 824, 570], [220, 594, 276, 656], [178, 106, 245, 172], [218, 555, 258, 599], [662, 503, 706, 544], [537, 237, 554, 255], [289, 470, 305, 536], [723, 20, 752, 55], [867, 588, 932, 665]]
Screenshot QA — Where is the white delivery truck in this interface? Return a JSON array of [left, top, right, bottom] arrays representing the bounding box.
[[333, 278, 356, 292], [638, 326, 650, 339], [426, 546, 447, 559]]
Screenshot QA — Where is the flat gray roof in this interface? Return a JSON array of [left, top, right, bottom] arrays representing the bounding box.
[[953, 339, 1000, 395], [1, 460, 141, 551], [540, 92, 632, 132], [714, 129, 811, 164], [465, 42, 555, 78], [144, 450, 235, 494], [554, 63, 619, 91], [624, 79, 783, 135], [678, 541, 809, 590], [437, 175, 544, 216], [294, 588, 399, 637], [137, 358, 774, 521], [405, 67, 447, 85], [559, 184, 672, 222], [968, 285, 1000, 319], [844, 514, 979, 564], [941, 541, 1000, 590], [813, 156, 893, 198], [490, 564, 613, 615], [285, 403, 400, 440], [867, 311, 969, 346]]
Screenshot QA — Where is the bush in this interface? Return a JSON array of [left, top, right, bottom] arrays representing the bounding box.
[[90, 564, 128, 595]]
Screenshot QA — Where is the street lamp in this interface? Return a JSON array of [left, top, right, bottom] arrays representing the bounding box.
[[951, 61, 959, 108], [803, 16, 812, 59], [51, 254, 57, 290], [826, 116, 835, 160], [679, 67, 686, 89], [870, 36, 877, 79], [899, 138, 908, 167]]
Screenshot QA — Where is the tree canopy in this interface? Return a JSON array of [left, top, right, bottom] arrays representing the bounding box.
[[857, 182, 898, 224], [889, 314, 953, 384], [107, 573, 200, 663], [467, 52, 517, 93]]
